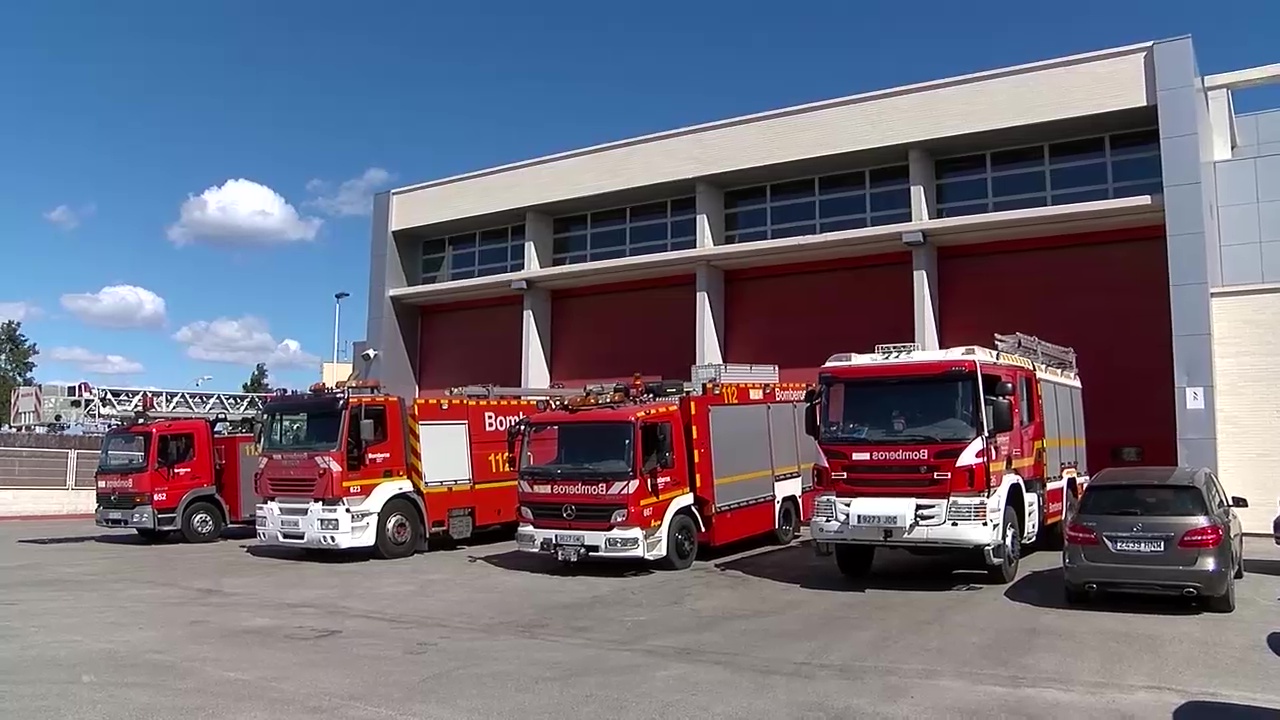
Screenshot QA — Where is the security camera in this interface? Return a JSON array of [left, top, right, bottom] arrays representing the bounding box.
[[361, 348, 379, 362]]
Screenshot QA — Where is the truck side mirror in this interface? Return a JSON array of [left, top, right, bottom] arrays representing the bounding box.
[[994, 380, 1015, 397], [988, 398, 1014, 435], [359, 418, 377, 443], [803, 403, 819, 440], [803, 387, 818, 405]]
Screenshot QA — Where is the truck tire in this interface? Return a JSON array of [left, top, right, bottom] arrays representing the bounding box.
[[180, 501, 224, 544], [986, 504, 1021, 585], [834, 545, 875, 579], [659, 513, 699, 571], [373, 498, 421, 560], [772, 500, 800, 545]]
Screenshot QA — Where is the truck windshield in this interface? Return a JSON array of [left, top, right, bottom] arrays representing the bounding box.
[[819, 375, 980, 444], [261, 409, 344, 452], [98, 432, 149, 473], [519, 421, 635, 479]]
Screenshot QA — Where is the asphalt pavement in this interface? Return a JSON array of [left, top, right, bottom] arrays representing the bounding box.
[[1, 519, 1279, 719]]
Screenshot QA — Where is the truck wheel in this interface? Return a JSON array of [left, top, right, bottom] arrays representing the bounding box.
[[772, 500, 800, 545], [373, 498, 421, 560], [659, 514, 699, 571], [834, 545, 875, 579], [986, 504, 1021, 585], [135, 529, 171, 543], [180, 501, 224, 544]]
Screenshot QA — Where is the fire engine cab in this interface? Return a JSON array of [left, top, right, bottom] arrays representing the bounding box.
[[804, 333, 1088, 584], [510, 368, 820, 570]]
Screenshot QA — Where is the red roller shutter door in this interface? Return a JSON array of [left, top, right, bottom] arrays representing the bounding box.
[[418, 299, 523, 395], [937, 229, 1176, 471], [724, 255, 914, 383], [551, 279, 695, 387]]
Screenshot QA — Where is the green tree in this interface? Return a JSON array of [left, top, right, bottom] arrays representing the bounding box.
[[242, 362, 271, 393], [0, 320, 39, 424]]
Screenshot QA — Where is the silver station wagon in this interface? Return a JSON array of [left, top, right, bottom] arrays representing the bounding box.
[[1062, 466, 1248, 613]]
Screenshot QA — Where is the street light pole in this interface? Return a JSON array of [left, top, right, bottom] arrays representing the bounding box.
[[333, 292, 350, 366]]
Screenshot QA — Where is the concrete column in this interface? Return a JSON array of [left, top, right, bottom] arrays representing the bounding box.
[[524, 211, 553, 271], [521, 286, 551, 388], [695, 182, 724, 248], [364, 191, 419, 399], [905, 231, 939, 350], [908, 148, 936, 222], [1153, 36, 1218, 470], [695, 263, 724, 365], [1207, 88, 1235, 161]]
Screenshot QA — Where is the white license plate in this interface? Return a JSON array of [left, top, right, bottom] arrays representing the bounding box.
[[107, 511, 122, 520], [1114, 539, 1164, 553], [280, 518, 301, 530], [555, 533, 585, 546], [855, 514, 904, 527]]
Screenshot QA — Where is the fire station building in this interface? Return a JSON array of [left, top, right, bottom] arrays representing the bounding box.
[[365, 37, 1280, 532]]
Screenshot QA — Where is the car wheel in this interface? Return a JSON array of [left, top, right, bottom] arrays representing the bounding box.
[[1234, 552, 1245, 580], [1206, 575, 1237, 613]]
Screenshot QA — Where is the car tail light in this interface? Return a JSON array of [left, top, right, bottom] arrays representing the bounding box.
[[1178, 524, 1224, 549], [1064, 523, 1099, 545]]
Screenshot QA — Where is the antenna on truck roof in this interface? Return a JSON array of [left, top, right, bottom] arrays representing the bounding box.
[[993, 332, 1078, 372]]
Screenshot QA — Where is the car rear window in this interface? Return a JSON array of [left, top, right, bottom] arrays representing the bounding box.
[[1077, 485, 1209, 517]]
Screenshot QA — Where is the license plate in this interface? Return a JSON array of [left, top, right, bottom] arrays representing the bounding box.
[[1114, 539, 1164, 553], [855, 514, 903, 527], [555, 533, 585, 546], [280, 518, 301, 530], [107, 511, 122, 520]]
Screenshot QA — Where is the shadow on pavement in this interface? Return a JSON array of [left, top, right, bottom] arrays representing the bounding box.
[[1267, 632, 1280, 658], [242, 545, 371, 564], [476, 549, 655, 578], [18, 533, 141, 546], [1245, 559, 1280, 577], [1005, 567, 1201, 616], [1172, 700, 1280, 719], [716, 542, 998, 593]]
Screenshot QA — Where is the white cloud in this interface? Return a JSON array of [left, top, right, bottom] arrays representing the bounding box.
[[60, 285, 168, 329], [0, 301, 42, 322], [172, 315, 319, 368], [43, 203, 96, 231], [49, 346, 145, 375], [304, 167, 395, 217], [167, 178, 322, 247]]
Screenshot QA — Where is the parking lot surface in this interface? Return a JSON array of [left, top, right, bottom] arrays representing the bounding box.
[[1, 520, 1279, 720]]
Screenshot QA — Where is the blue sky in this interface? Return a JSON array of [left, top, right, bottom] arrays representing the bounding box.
[[2, 1, 1277, 393]]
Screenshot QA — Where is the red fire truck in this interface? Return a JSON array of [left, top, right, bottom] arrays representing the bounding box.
[[804, 333, 1088, 584], [509, 376, 820, 570], [254, 380, 585, 559], [94, 407, 260, 543]]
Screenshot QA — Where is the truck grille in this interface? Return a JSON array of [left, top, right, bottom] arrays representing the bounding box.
[[837, 463, 948, 494], [523, 502, 624, 524], [97, 493, 149, 510], [264, 477, 320, 497]]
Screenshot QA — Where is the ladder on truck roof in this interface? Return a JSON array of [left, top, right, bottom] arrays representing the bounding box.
[[447, 385, 607, 400], [993, 332, 1078, 372]]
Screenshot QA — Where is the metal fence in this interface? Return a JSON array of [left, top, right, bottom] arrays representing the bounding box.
[[0, 447, 99, 490]]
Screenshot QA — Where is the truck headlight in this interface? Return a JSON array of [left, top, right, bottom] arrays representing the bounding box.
[[518, 505, 533, 520], [256, 516, 267, 528], [610, 508, 628, 523], [318, 518, 340, 531]]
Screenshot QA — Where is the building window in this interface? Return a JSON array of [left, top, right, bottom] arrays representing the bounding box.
[[420, 223, 525, 284], [934, 129, 1162, 218], [551, 197, 696, 266], [723, 164, 912, 244]]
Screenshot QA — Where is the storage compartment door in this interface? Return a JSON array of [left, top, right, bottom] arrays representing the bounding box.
[[418, 421, 473, 485]]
